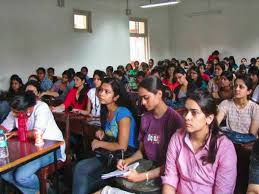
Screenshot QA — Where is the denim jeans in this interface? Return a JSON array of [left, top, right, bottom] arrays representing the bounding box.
[[2, 152, 55, 194], [249, 150, 259, 184], [72, 157, 107, 194]]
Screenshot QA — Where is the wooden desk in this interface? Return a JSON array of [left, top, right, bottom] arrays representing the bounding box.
[[0, 138, 64, 194]]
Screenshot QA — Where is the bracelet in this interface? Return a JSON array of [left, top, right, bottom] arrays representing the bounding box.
[[145, 172, 149, 182]]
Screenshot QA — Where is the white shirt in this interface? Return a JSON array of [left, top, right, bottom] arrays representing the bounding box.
[[1, 101, 66, 161], [87, 88, 100, 117]]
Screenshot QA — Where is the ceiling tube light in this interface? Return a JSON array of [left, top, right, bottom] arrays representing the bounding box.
[[141, 1, 180, 8]]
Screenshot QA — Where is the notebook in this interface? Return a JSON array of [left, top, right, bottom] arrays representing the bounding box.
[[101, 162, 139, 179]]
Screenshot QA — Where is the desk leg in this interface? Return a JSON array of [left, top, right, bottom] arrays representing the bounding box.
[[54, 150, 59, 194]]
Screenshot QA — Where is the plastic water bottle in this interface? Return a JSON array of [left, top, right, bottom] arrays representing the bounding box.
[[0, 130, 9, 158], [17, 112, 28, 142]]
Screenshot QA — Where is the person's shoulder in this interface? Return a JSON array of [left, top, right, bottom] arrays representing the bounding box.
[[118, 106, 131, 114], [217, 134, 234, 149], [35, 100, 50, 111], [219, 99, 233, 106]]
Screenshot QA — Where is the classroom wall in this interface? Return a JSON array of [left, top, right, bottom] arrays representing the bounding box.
[[169, 0, 259, 62], [0, 0, 171, 90]]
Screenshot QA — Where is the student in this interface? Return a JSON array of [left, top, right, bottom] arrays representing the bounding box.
[[52, 72, 89, 112], [208, 62, 225, 98], [163, 63, 179, 92], [40, 70, 70, 99], [25, 80, 42, 99], [0, 91, 65, 194], [7, 74, 24, 101], [47, 67, 58, 84], [188, 66, 207, 91], [59, 68, 76, 101], [174, 67, 188, 102], [106, 66, 114, 78], [116, 76, 184, 183], [78, 70, 105, 117], [36, 67, 53, 92], [72, 78, 137, 194], [217, 76, 259, 135], [198, 64, 210, 83], [218, 71, 234, 101], [248, 66, 259, 91], [162, 90, 237, 194], [148, 58, 154, 70]]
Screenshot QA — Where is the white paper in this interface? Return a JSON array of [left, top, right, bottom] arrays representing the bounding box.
[[101, 162, 139, 179]]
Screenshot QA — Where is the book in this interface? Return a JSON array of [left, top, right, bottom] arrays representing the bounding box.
[[101, 162, 139, 179]]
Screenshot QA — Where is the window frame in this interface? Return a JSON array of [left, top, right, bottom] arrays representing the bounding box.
[[129, 17, 148, 37], [73, 9, 92, 33]]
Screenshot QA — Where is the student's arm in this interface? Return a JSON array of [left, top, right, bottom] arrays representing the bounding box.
[[216, 100, 228, 126], [91, 117, 130, 151], [162, 184, 176, 194], [214, 138, 237, 194], [40, 91, 59, 98], [72, 98, 91, 116], [216, 111, 225, 126], [250, 105, 259, 136]]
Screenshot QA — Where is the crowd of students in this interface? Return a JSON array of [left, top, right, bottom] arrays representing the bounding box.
[[1, 50, 259, 194]]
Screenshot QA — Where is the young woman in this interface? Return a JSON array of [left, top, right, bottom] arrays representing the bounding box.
[[162, 90, 237, 194], [218, 71, 234, 101], [40, 70, 70, 99], [198, 64, 210, 83], [188, 66, 207, 91], [25, 80, 42, 99], [116, 76, 184, 185], [72, 78, 138, 194], [0, 91, 65, 194], [7, 74, 24, 101], [174, 67, 188, 102], [162, 64, 179, 92], [83, 70, 105, 117], [52, 72, 88, 112], [208, 62, 225, 98], [217, 76, 259, 135]]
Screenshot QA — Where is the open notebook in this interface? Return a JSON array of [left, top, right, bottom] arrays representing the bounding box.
[[101, 162, 139, 179]]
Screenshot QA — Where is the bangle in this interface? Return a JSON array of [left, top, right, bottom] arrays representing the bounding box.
[[145, 172, 149, 182]]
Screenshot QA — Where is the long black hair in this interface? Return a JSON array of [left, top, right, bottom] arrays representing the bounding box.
[[8, 74, 24, 100], [186, 90, 221, 164], [10, 91, 37, 111], [74, 72, 89, 104], [100, 77, 133, 128]]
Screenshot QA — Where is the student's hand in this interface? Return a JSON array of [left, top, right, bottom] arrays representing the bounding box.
[[6, 131, 18, 140], [91, 139, 102, 151], [72, 108, 81, 114], [95, 130, 105, 140], [117, 159, 129, 171], [124, 170, 142, 182]]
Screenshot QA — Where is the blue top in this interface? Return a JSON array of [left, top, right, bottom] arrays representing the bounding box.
[[104, 106, 137, 148], [40, 76, 53, 92]]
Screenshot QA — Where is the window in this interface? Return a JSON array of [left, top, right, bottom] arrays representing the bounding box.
[[73, 9, 92, 32], [129, 18, 149, 63]]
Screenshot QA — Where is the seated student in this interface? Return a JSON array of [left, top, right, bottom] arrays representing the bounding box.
[[76, 70, 105, 117], [25, 80, 42, 99], [162, 63, 179, 92], [28, 74, 40, 83], [208, 62, 225, 98], [52, 72, 88, 112], [188, 66, 207, 91], [174, 67, 188, 103], [72, 78, 138, 194], [7, 74, 24, 101], [116, 76, 184, 184], [162, 90, 237, 194], [218, 71, 234, 101], [81, 66, 94, 88], [36, 67, 53, 92], [252, 84, 259, 104], [198, 63, 210, 83], [106, 66, 114, 78], [236, 64, 247, 77], [217, 76, 259, 135], [40, 70, 70, 99], [247, 139, 259, 194], [0, 91, 10, 123], [59, 68, 76, 101], [47, 67, 58, 84], [0, 91, 65, 194], [249, 66, 259, 92]]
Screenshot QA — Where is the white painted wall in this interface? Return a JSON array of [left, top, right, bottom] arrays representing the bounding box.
[[169, 0, 259, 62], [0, 0, 171, 90]]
